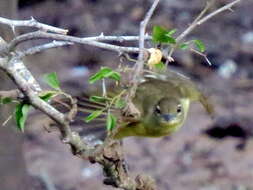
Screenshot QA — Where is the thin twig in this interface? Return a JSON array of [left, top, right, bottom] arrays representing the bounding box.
[[17, 35, 150, 58], [7, 31, 140, 53], [167, 1, 214, 59], [197, 0, 241, 25], [85, 33, 151, 42], [168, 0, 240, 58], [136, 0, 160, 76], [130, 0, 160, 97], [190, 48, 212, 65], [17, 41, 74, 58], [0, 16, 68, 34], [2, 115, 12, 126], [192, 0, 215, 24], [0, 16, 151, 42]]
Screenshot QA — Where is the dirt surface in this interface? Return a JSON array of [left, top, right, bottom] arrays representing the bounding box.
[[4, 0, 253, 189]]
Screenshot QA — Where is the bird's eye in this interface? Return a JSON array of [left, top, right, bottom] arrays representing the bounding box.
[[177, 105, 182, 113], [155, 105, 161, 114]]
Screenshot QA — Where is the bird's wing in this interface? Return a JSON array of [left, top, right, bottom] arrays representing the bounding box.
[[143, 70, 214, 116], [50, 95, 109, 145], [198, 93, 215, 116]]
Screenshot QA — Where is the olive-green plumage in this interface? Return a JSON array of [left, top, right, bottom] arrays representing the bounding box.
[[77, 71, 213, 140], [112, 72, 213, 139]]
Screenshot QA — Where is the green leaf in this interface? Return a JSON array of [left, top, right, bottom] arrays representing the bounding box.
[[164, 35, 176, 44], [179, 43, 189, 50], [193, 39, 205, 52], [39, 91, 58, 102], [106, 113, 117, 131], [90, 96, 110, 103], [88, 67, 112, 83], [114, 98, 126, 109], [85, 110, 103, 122], [154, 61, 166, 71], [152, 26, 176, 44], [0, 97, 13, 104], [15, 103, 31, 132], [167, 29, 177, 36], [152, 26, 167, 43], [88, 67, 121, 83], [43, 72, 61, 90]]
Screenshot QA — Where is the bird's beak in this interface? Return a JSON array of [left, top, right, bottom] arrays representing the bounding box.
[[161, 114, 177, 122]]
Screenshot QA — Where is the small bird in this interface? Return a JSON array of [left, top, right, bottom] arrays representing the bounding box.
[[72, 70, 214, 140]]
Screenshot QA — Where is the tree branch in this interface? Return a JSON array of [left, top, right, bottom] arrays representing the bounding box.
[[168, 0, 241, 58], [129, 0, 160, 98], [0, 15, 156, 189], [7, 31, 141, 54], [17, 41, 74, 59], [0, 16, 68, 34], [0, 0, 241, 188], [197, 0, 241, 25]]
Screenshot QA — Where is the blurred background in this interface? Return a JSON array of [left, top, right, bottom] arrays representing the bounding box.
[[0, 0, 253, 189]]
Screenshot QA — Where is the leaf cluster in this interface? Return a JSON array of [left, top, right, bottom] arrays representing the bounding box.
[[85, 67, 125, 131], [152, 25, 206, 52]]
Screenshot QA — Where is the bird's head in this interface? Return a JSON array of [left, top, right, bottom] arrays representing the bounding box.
[[154, 97, 185, 127]]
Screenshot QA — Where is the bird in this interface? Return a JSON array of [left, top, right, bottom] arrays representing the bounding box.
[[67, 70, 214, 141]]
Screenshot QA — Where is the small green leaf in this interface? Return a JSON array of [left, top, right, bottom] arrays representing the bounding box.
[[154, 61, 166, 71], [85, 110, 103, 122], [90, 96, 110, 103], [43, 72, 61, 90], [89, 67, 121, 83], [193, 39, 205, 52], [164, 35, 176, 44], [152, 26, 167, 42], [88, 67, 113, 84], [114, 98, 126, 109], [167, 29, 177, 36], [0, 97, 13, 104], [179, 43, 189, 50], [106, 113, 117, 131], [152, 26, 176, 44], [15, 103, 31, 132], [39, 91, 58, 102]]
